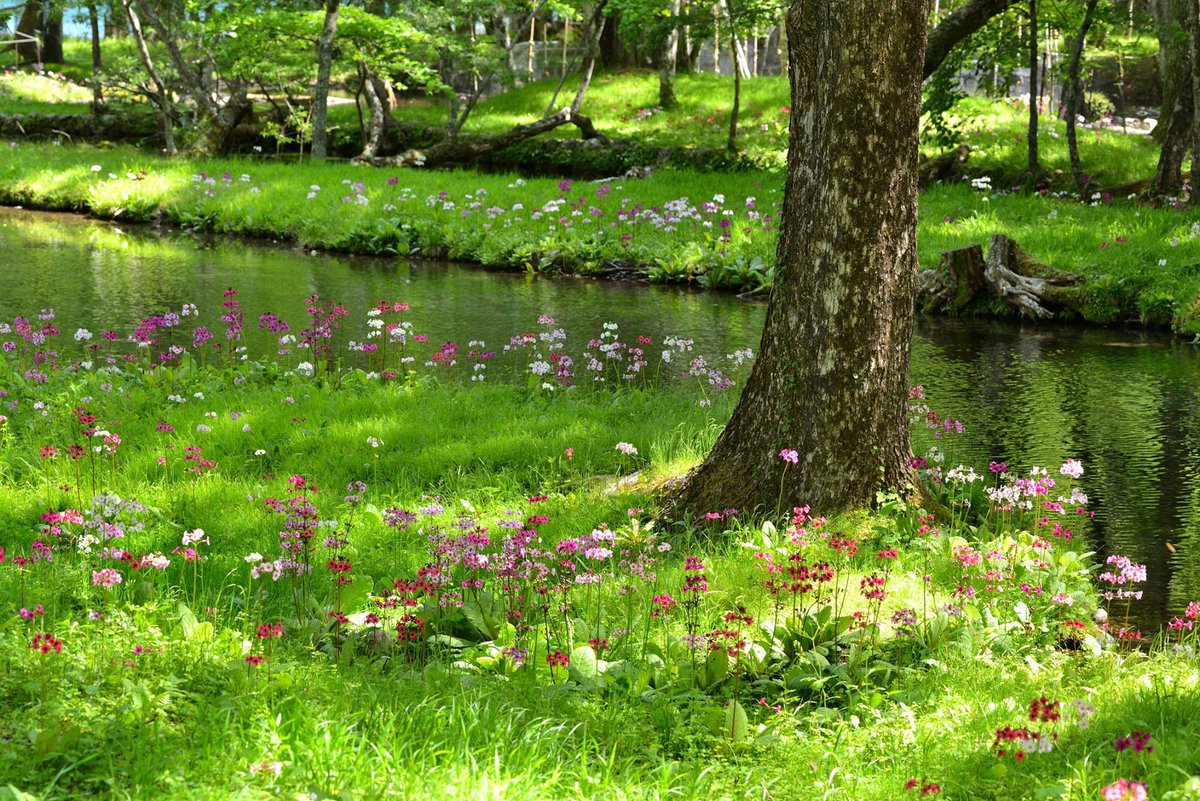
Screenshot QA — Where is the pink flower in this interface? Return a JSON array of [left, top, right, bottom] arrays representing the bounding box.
[[1060, 458, 1084, 478], [92, 568, 122, 588], [778, 448, 799, 464], [1100, 778, 1147, 801]]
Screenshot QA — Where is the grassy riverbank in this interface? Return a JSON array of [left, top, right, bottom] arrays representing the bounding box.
[[0, 304, 1198, 799], [3, 142, 1200, 332]]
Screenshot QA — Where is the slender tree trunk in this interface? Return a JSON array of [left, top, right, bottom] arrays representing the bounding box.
[[119, 0, 175, 154], [1190, 0, 1200, 204], [1065, 0, 1099, 190], [311, 0, 343, 161], [528, 16, 536, 79], [666, 0, 925, 518], [728, 35, 741, 150], [42, 4, 63, 63], [658, 0, 682, 108], [570, 2, 607, 115], [15, 0, 40, 62], [88, 2, 104, 112], [1027, 0, 1040, 174], [1151, 71, 1193, 194]]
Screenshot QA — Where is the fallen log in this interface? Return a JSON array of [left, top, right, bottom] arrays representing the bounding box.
[[920, 235, 1082, 319], [359, 108, 608, 169], [918, 143, 970, 186]]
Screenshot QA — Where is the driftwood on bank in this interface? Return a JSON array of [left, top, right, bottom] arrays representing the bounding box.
[[358, 108, 608, 168], [920, 234, 1082, 319]]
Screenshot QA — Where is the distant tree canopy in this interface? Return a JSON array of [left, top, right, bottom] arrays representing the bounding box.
[[4, 0, 1195, 192]]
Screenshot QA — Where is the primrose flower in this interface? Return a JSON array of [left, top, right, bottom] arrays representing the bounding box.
[[1100, 779, 1147, 801], [615, 442, 638, 456], [92, 568, 122, 588], [1060, 459, 1084, 478], [779, 448, 799, 464]]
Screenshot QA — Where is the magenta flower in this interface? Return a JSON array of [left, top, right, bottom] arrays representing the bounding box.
[[778, 448, 799, 464]]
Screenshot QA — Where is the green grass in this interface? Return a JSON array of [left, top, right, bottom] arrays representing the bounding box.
[[2, 142, 1199, 331], [0, 70, 92, 115], [7, 50, 1173, 187], [1, 347, 1199, 800]]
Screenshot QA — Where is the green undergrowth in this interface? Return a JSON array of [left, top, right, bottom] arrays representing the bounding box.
[[5, 60, 1173, 185], [2, 142, 1199, 332], [0, 357, 1198, 800]]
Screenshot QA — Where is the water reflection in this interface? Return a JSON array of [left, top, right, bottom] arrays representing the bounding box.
[[2, 208, 1197, 629]]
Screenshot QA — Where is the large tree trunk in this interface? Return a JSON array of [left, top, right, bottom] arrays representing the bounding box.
[[665, 0, 925, 518], [923, 0, 1014, 79], [658, 0, 681, 109], [1064, 0, 1099, 190], [1027, 0, 1040, 174], [311, 0, 343, 161]]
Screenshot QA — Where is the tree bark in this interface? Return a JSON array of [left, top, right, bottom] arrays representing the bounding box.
[[570, 1, 607, 115], [1150, 70, 1193, 195], [14, 0, 39, 62], [1190, 0, 1200, 205], [665, 0, 926, 518], [88, 2, 104, 112], [311, 0, 343, 161], [119, 0, 175, 155], [358, 65, 398, 160], [1064, 0, 1099, 191], [920, 245, 986, 312], [1027, 0, 1040, 174], [1150, 0, 1189, 145], [727, 28, 741, 151], [658, 0, 682, 109], [42, 4, 63, 63], [923, 0, 1014, 79]]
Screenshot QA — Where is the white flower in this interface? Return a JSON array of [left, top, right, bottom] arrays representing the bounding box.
[[615, 442, 638, 456], [254, 449, 266, 456], [91, 164, 102, 172], [245, 552, 264, 564], [74, 328, 93, 341], [296, 362, 314, 377], [366, 436, 382, 448]]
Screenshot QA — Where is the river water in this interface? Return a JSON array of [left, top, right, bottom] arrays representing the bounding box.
[[2, 207, 1197, 630]]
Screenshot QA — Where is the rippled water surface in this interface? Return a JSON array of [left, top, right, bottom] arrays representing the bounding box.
[[3, 207, 1197, 629]]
